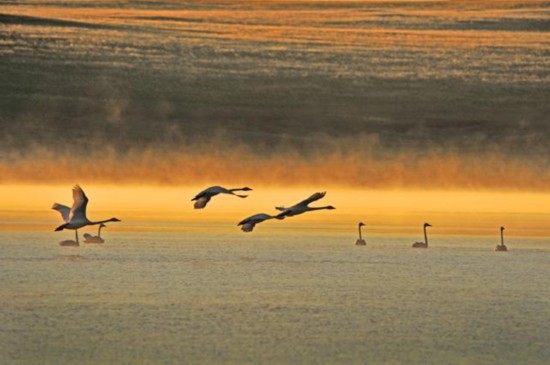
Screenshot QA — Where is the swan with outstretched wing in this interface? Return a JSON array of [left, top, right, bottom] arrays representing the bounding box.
[[275, 191, 335, 219], [192, 185, 252, 209], [53, 185, 121, 244]]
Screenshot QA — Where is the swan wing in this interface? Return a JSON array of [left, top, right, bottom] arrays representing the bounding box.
[[296, 191, 326, 207], [241, 214, 277, 231], [69, 185, 89, 222], [275, 210, 290, 219], [252, 213, 273, 222], [212, 186, 233, 194], [51, 203, 71, 222], [192, 187, 210, 200], [238, 213, 273, 226], [192, 186, 224, 200], [193, 196, 211, 209], [238, 216, 252, 226], [238, 214, 259, 225], [241, 222, 255, 232]]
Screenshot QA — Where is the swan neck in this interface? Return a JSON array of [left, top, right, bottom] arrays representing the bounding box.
[[424, 226, 428, 246], [501, 230, 504, 245], [310, 206, 331, 211], [90, 218, 115, 225], [358, 225, 362, 240]]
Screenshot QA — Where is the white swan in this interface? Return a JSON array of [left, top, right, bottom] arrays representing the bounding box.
[[495, 226, 508, 252], [52, 202, 79, 246], [53, 185, 121, 244], [275, 192, 335, 219], [83, 223, 106, 244], [412, 223, 431, 248], [355, 222, 366, 246], [237, 213, 280, 232], [192, 185, 252, 209]]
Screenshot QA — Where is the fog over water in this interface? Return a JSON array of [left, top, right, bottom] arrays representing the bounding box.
[[1, 0, 549, 188]]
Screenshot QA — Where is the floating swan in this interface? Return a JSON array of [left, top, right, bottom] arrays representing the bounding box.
[[53, 185, 121, 244], [83, 223, 106, 244], [192, 186, 252, 209], [495, 226, 508, 252], [412, 223, 432, 248], [238, 213, 280, 232], [355, 222, 366, 246], [275, 191, 335, 219]]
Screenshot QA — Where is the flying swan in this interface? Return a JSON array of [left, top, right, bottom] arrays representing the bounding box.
[[53, 185, 121, 244], [192, 186, 252, 209], [52, 202, 78, 246], [237, 213, 280, 232], [275, 191, 335, 219]]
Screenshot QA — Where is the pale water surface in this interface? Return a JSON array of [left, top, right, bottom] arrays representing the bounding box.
[[1, 228, 550, 364]]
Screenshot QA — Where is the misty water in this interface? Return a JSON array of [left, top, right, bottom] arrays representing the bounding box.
[[2, 229, 550, 364], [2, 0, 549, 172]]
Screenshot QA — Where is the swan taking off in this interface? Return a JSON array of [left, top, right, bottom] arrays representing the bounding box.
[[275, 191, 335, 219], [192, 186, 252, 209], [495, 226, 508, 252], [83, 223, 107, 244], [238, 213, 280, 232], [355, 222, 366, 246], [412, 223, 432, 248], [52, 202, 79, 246], [53, 185, 121, 244]]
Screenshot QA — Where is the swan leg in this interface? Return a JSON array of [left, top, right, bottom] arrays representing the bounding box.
[[75, 230, 79, 244]]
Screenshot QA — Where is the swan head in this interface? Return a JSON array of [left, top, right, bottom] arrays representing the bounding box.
[[500, 226, 505, 231], [109, 218, 121, 222], [424, 223, 432, 227], [241, 187, 253, 191], [99, 223, 107, 228], [359, 222, 365, 227], [326, 206, 336, 210]]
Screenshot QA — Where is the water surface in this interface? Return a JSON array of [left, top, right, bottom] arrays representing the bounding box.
[[1, 229, 549, 364]]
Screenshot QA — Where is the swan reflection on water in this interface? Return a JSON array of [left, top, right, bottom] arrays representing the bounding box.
[[58, 254, 85, 261]]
